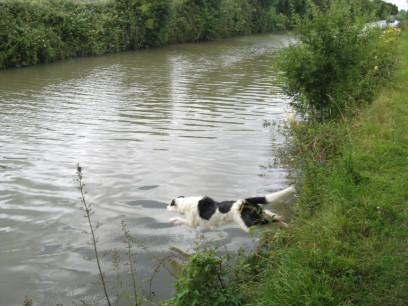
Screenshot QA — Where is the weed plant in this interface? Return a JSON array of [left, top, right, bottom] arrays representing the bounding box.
[[75, 164, 147, 305], [167, 233, 269, 306], [75, 164, 112, 306]]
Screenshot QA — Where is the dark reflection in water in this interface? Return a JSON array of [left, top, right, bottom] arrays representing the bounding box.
[[0, 33, 292, 305]]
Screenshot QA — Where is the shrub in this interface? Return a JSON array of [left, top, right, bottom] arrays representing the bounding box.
[[113, 0, 172, 48], [168, 246, 243, 306], [168, 0, 224, 42], [1, 0, 292, 69], [277, 0, 399, 121], [0, 0, 120, 68], [168, 236, 245, 306]]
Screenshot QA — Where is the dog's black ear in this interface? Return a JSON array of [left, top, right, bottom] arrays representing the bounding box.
[[170, 199, 176, 206], [177, 196, 185, 198]]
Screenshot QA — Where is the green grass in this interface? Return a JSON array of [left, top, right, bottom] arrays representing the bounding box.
[[245, 28, 408, 306]]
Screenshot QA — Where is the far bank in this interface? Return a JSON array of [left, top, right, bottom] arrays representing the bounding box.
[[0, 0, 286, 69], [0, 0, 397, 70]]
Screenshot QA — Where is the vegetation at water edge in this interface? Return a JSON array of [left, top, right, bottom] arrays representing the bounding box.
[[0, 0, 286, 69], [0, 0, 400, 69]]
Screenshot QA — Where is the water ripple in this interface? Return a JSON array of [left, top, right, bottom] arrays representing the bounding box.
[[0, 33, 293, 305]]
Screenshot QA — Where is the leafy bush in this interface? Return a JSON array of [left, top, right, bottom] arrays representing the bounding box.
[[1, 0, 291, 69], [168, 0, 224, 42], [277, 0, 399, 121], [0, 0, 120, 68], [113, 0, 172, 48], [169, 248, 241, 306], [167, 235, 256, 306]]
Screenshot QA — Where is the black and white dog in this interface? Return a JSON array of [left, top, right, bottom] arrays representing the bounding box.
[[167, 186, 295, 232]]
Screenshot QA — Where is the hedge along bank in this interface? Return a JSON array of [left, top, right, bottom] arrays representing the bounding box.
[[0, 0, 287, 69]]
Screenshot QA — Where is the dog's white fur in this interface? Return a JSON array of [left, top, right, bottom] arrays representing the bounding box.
[[167, 186, 295, 232]]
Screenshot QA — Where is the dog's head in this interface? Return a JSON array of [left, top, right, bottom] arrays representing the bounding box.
[[167, 196, 184, 213]]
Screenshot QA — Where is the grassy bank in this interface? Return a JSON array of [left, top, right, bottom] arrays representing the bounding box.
[[244, 27, 408, 305]]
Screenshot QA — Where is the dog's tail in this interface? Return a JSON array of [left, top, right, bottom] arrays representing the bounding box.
[[243, 186, 295, 207], [265, 186, 295, 204]]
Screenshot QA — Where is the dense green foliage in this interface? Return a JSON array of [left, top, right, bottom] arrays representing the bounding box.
[[277, 0, 399, 121], [113, 0, 172, 48], [168, 0, 286, 42], [373, 0, 399, 19], [1, 0, 398, 70], [166, 239, 273, 306], [0, 0, 287, 69], [168, 247, 242, 306], [0, 0, 123, 68]]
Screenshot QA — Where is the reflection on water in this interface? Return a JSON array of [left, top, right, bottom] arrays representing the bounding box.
[[0, 33, 292, 305]]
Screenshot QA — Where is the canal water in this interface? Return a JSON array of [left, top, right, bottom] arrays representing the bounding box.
[[0, 33, 292, 305]]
